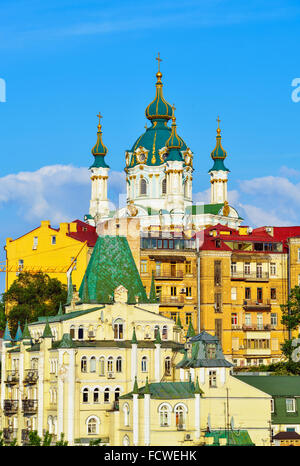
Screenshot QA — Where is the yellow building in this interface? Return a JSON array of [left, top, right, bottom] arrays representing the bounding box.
[[4, 219, 97, 294], [198, 224, 300, 367], [0, 235, 272, 446]]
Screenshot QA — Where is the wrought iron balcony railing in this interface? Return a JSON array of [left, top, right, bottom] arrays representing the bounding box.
[[3, 400, 18, 415]]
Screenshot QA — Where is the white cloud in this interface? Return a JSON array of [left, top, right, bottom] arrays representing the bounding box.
[[0, 164, 125, 224]]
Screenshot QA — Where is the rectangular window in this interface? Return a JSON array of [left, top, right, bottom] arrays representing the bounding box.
[[215, 319, 222, 344], [244, 262, 250, 275], [140, 260, 147, 274], [231, 313, 238, 327], [186, 287, 192, 297], [214, 292, 222, 313], [71, 257, 77, 271], [271, 313, 277, 327], [256, 263, 262, 278], [270, 263, 276, 276], [271, 288, 277, 300], [209, 370, 217, 388], [33, 236, 38, 249], [257, 288, 263, 303], [171, 312, 177, 322], [257, 313, 263, 330], [155, 261, 162, 276], [155, 286, 162, 298], [185, 313, 192, 325], [185, 261, 192, 274], [171, 286, 177, 297], [245, 313, 251, 326], [286, 398, 296, 413], [231, 262, 237, 275], [231, 287, 237, 301], [214, 260, 222, 286], [245, 287, 251, 300], [51, 235, 56, 245]]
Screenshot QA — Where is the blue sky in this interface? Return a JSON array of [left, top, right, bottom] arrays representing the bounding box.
[[0, 0, 300, 290]]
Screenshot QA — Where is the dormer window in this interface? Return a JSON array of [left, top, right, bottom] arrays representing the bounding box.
[[206, 343, 217, 359]]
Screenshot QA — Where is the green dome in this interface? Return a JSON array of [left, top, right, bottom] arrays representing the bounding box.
[[209, 120, 229, 172], [145, 72, 173, 122], [129, 120, 187, 167], [90, 115, 109, 169]]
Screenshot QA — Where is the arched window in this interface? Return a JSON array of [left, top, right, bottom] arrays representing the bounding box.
[[116, 357, 122, 373], [70, 326, 75, 340], [107, 357, 114, 373], [162, 178, 167, 195], [87, 416, 99, 435], [141, 356, 148, 373], [140, 178, 147, 196], [81, 356, 87, 373], [115, 387, 120, 402], [123, 435, 130, 446], [82, 387, 89, 403], [123, 404, 130, 427], [78, 326, 84, 340], [93, 387, 100, 403], [104, 388, 110, 403], [162, 325, 168, 340], [90, 357, 96, 373], [113, 319, 124, 340], [165, 357, 171, 376], [175, 404, 187, 430], [154, 325, 159, 339], [99, 357, 105, 376], [159, 404, 171, 427]]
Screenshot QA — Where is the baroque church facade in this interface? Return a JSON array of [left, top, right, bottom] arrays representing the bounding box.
[[85, 56, 241, 232]]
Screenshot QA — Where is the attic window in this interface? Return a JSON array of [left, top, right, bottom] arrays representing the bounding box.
[[215, 239, 221, 248], [51, 236, 56, 245], [206, 343, 217, 359]]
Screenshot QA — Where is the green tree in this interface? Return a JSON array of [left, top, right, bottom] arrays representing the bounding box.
[[4, 272, 67, 335], [281, 285, 300, 332]]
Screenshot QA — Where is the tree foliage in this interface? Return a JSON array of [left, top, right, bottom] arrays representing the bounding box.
[[281, 285, 300, 331], [3, 272, 67, 335]]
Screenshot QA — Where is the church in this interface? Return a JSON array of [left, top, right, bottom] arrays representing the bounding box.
[[85, 54, 242, 232]]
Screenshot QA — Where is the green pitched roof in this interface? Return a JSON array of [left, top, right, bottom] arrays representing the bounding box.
[[204, 430, 255, 446], [120, 381, 196, 400], [78, 235, 148, 304], [22, 320, 31, 340], [3, 322, 12, 341], [14, 321, 23, 341], [149, 271, 157, 303], [42, 318, 53, 338]]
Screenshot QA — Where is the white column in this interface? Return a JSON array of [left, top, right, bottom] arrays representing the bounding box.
[[195, 394, 201, 439], [57, 352, 64, 438], [133, 394, 139, 446], [67, 350, 75, 445], [154, 344, 161, 382], [144, 394, 150, 445], [37, 356, 44, 437], [1, 345, 6, 409], [131, 344, 137, 380]]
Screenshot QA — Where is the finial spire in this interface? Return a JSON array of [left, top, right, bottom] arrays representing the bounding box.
[[156, 52, 162, 73], [96, 112, 103, 130], [216, 115, 221, 134]]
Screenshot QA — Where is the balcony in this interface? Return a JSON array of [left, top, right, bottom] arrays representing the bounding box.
[[231, 271, 269, 282], [157, 296, 185, 307], [243, 299, 271, 311], [154, 271, 184, 280], [5, 370, 19, 385], [22, 399, 38, 415], [23, 369, 38, 385], [3, 400, 18, 415], [21, 429, 31, 445], [242, 324, 271, 332], [3, 428, 17, 444]]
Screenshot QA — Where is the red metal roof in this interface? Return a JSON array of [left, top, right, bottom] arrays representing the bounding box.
[[68, 220, 98, 247]]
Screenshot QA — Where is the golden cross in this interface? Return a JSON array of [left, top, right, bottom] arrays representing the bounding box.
[[172, 104, 176, 115], [217, 115, 221, 128], [97, 112, 103, 125], [156, 52, 162, 72]]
